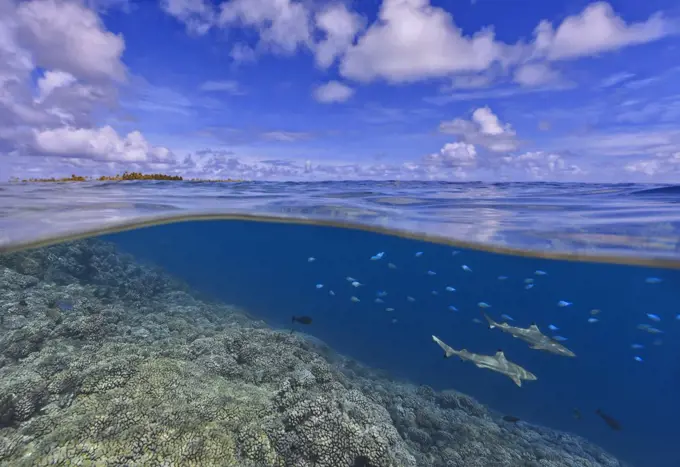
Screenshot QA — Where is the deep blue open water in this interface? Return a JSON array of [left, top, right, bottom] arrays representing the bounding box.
[[1, 181, 680, 466]]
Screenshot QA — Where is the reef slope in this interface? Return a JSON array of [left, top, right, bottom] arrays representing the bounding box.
[[0, 240, 624, 466]]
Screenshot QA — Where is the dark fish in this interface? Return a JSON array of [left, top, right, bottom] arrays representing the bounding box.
[[292, 316, 313, 325], [56, 301, 74, 311], [573, 408, 582, 420], [596, 409, 622, 431], [502, 415, 520, 423]]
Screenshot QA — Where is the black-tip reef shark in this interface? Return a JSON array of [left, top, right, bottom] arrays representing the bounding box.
[[482, 312, 576, 358], [432, 335, 537, 387]]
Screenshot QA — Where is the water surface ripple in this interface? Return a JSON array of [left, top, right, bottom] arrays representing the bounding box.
[[1, 181, 679, 265]]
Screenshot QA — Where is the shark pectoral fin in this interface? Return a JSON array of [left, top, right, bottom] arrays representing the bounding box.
[[511, 376, 522, 387]]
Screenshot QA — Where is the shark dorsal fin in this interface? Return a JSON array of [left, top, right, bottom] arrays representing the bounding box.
[[529, 324, 540, 331], [495, 349, 506, 360]]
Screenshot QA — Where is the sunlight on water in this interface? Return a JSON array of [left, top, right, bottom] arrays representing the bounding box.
[[1, 218, 678, 466]]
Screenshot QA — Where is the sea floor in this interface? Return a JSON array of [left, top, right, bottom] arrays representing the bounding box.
[[0, 239, 625, 466]]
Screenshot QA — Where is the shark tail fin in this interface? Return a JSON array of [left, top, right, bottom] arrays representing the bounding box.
[[482, 311, 495, 329]]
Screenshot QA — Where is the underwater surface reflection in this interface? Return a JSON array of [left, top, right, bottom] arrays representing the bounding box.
[[0, 218, 678, 466]]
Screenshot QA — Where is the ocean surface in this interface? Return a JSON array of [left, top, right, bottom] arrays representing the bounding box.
[[1, 180, 679, 466]]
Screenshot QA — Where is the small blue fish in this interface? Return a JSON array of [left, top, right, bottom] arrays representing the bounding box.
[[351, 281, 362, 288], [376, 290, 388, 297], [501, 314, 514, 321], [497, 275, 508, 280], [477, 302, 491, 308], [388, 263, 397, 269], [407, 296, 415, 302], [557, 300, 572, 307], [462, 265, 472, 272], [346, 276, 356, 282], [472, 318, 483, 324], [315, 284, 324, 289], [307, 257, 316, 262], [415, 251, 423, 257], [350, 296, 360, 302], [553, 335, 568, 342], [525, 283, 534, 290], [588, 318, 599, 324], [375, 298, 384, 304], [448, 305, 458, 312], [451, 250, 460, 256], [391, 318, 398, 324], [371, 252, 385, 261], [646, 313, 661, 322], [534, 270, 547, 276], [645, 277, 662, 284], [524, 278, 534, 284], [634, 356, 643, 362], [631, 344, 644, 349], [329, 290, 335, 296], [548, 324, 559, 331], [676, 314, 680, 320], [445, 286, 456, 292], [427, 270, 437, 276], [431, 290, 439, 295], [386, 307, 395, 312]]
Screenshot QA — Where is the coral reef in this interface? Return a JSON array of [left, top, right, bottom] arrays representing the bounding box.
[[0, 240, 625, 466]]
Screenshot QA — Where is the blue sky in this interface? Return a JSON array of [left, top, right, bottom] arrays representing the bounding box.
[[1, 0, 680, 181]]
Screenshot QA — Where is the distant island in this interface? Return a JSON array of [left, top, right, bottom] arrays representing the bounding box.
[[9, 172, 244, 183]]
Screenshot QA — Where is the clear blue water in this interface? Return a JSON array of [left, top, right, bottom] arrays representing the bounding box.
[[106, 219, 680, 467], [1, 180, 680, 466]]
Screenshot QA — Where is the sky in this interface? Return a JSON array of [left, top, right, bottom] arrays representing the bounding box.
[[1, 0, 680, 182]]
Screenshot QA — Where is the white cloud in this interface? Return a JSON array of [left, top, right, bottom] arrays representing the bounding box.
[[198, 80, 245, 95], [32, 126, 173, 163], [513, 63, 561, 87], [533, 2, 675, 61], [439, 107, 519, 152], [313, 3, 364, 68], [36, 70, 77, 102], [229, 42, 256, 63], [218, 0, 311, 54], [599, 71, 635, 88], [0, 0, 177, 172], [160, 0, 215, 35], [500, 151, 584, 179], [625, 153, 680, 178], [15, 0, 126, 81], [260, 130, 311, 142], [313, 81, 354, 103], [340, 0, 503, 83]]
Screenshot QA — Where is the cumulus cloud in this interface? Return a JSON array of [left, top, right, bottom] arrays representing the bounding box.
[[625, 153, 680, 179], [313, 81, 354, 103], [0, 0, 173, 169], [513, 63, 561, 87], [499, 152, 584, 180], [340, 0, 502, 83], [15, 0, 126, 81], [439, 107, 519, 152], [218, 0, 312, 54], [159, 0, 675, 90], [32, 126, 173, 163], [533, 2, 675, 61], [160, 0, 215, 35], [313, 3, 364, 68]]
